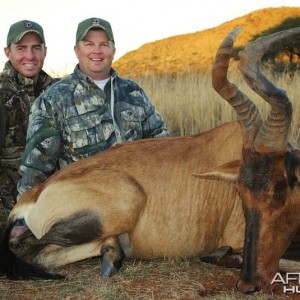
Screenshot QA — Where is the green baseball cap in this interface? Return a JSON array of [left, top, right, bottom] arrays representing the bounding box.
[[76, 17, 114, 44], [7, 20, 45, 46]]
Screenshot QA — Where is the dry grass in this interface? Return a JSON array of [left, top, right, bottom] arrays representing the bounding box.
[[132, 70, 235, 137], [133, 68, 300, 146], [0, 256, 293, 300]]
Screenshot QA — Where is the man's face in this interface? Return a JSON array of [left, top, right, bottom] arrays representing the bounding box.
[[74, 29, 116, 80], [4, 32, 47, 79]]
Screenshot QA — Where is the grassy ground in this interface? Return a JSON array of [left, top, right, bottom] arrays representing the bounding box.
[[0, 256, 294, 300]]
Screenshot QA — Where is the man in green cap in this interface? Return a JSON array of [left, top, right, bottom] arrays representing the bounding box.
[[17, 17, 169, 198], [0, 20, 56, 210]]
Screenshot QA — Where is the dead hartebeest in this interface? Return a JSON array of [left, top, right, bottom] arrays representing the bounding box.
[[1, 27, 300, 294]]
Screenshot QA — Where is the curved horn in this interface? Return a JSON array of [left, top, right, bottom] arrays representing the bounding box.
[[238, 27, 300, 153], [212, 28, 262, 148]]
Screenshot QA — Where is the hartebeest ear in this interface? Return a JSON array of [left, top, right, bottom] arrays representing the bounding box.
[[193, 160, 241, 182]]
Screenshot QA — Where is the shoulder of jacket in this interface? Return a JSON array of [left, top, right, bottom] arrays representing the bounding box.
[[0, 77, 21, 101], [115, 76, 141, 90]]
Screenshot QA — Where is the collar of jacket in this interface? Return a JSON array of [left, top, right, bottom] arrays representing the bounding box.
[[3, 61, 53, 96], [74, 64, 118, 84]]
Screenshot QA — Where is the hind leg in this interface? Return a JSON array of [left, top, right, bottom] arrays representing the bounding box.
[[21, 235, 126, 276], [21, 240, 101, 268], [19, 210, 127, 274]]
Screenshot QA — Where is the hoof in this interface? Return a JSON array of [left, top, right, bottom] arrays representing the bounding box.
[[100, 256, 117, 277]]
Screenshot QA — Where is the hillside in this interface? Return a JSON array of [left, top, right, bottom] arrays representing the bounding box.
[[113, 7, 300, 77]]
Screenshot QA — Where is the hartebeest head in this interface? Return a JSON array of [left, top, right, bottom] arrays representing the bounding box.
[[212, 27, 300, 292]]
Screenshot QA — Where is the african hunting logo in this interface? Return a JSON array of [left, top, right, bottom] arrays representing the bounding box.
[[271, 273, 300, 294]]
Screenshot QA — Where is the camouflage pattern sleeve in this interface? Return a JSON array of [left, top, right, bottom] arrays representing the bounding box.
[[138, 88, 169, 139], [113, 76, 169, 140], [17, 94, 61, 197], [0, 100, 7, 154]]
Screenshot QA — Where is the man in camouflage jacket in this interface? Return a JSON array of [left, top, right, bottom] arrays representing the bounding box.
[[0, 20, 55, 209], [18, 17, 169, 197]]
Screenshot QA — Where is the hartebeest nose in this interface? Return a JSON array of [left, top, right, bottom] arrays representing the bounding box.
[[236, 280, 259, 294]]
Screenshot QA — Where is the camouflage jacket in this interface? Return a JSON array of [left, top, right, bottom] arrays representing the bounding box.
[[18, 65, 169, 196], [0, 61, 54, 208]]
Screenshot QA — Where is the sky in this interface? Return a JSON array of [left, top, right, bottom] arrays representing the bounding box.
[[0, 0, 299, 75]]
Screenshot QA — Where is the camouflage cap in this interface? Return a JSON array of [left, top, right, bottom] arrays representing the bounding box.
[[76, 17, 114, 44], [7, 20, 45, 46]]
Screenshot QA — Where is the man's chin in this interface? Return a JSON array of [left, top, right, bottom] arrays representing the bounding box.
[[21, 69, 39, 78]]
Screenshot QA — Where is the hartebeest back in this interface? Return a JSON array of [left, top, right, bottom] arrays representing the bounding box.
[[1, 27, 300, 294]]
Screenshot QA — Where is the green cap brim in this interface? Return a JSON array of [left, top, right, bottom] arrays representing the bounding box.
[[12, 30, 45, 45]]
